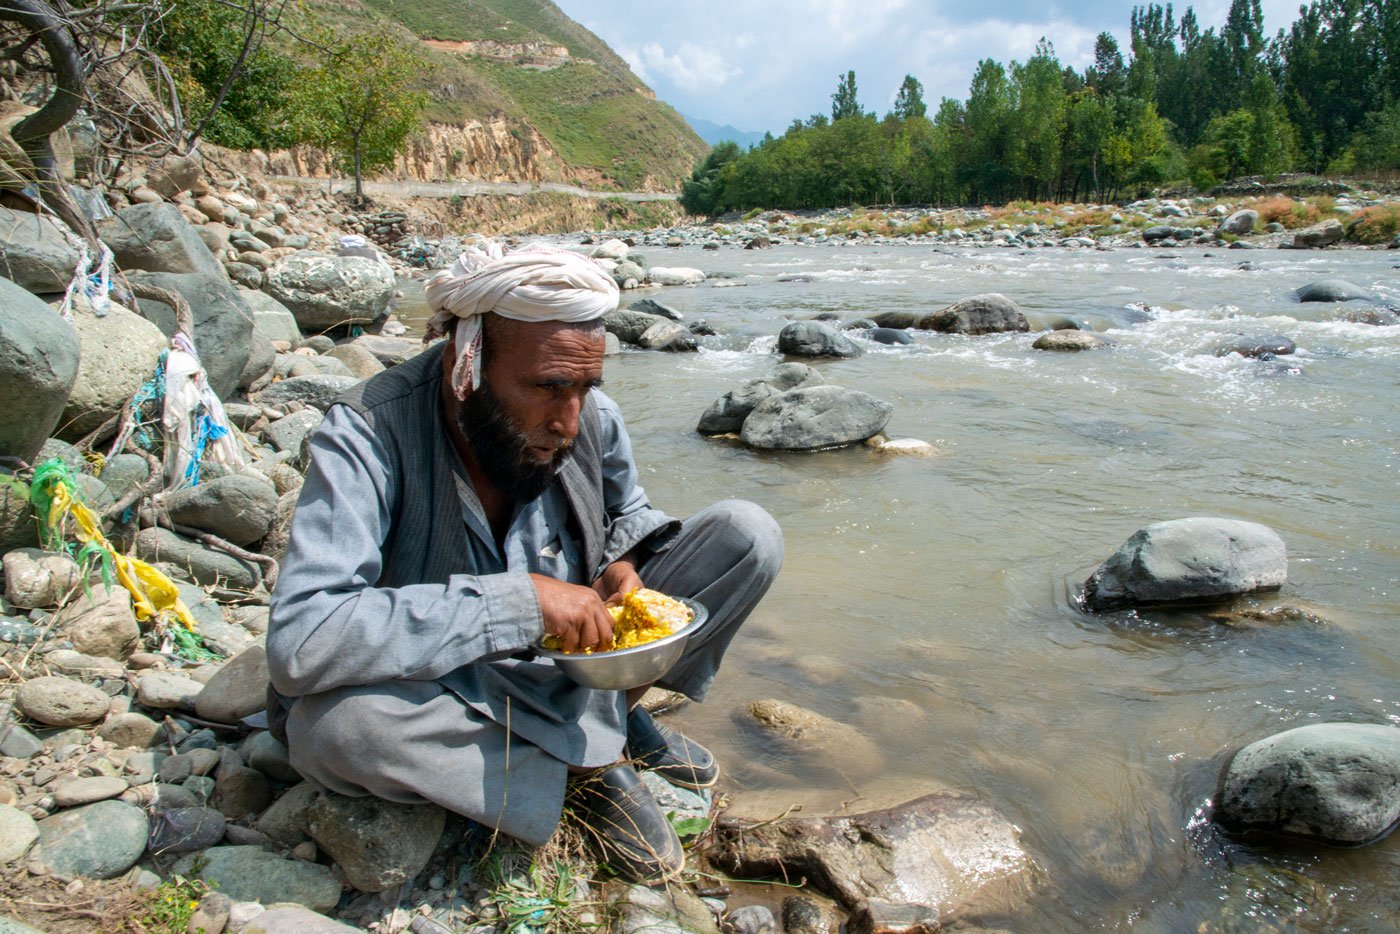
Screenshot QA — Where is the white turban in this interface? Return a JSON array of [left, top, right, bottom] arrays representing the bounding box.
[[424, 238, 618, 400]]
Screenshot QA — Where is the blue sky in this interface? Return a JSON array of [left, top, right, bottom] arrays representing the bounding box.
[[554, 0, 1308, 133]]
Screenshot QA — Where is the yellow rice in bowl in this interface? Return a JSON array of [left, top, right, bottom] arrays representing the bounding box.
[[541, 588, 693, 654]]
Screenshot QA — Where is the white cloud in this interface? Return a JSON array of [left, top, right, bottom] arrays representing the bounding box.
[[634, 42, 742, 91]]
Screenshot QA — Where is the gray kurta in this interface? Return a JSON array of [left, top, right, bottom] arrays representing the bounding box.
[[267, 343, 783, 844]]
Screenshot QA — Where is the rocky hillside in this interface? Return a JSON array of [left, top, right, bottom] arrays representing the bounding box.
[[277, 0, 707, 192]]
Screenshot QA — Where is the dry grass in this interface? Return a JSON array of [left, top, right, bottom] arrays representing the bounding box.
[[1250, 195, 1342, 230], [1347, 203, 1400, 243]]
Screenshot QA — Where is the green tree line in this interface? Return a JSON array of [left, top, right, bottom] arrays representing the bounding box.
[[682, 0, 1400, 214]]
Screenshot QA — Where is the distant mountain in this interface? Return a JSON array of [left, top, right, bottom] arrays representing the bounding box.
[[685, 115, 768, 151]]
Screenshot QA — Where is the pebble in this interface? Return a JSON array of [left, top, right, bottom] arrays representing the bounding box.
[[51, 776, 127, 807], [176, 845, 342, 913]]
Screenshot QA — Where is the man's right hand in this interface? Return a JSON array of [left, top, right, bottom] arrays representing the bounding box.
[[530, 574, 615, 653]]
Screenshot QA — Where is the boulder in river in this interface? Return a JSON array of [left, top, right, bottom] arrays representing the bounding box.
[[1214, 722, 1400, 845], [0, 277, 79, 462], [741, 385, 891, 451], [97, 202, 225, 279], [866, 327, 912, 346], [710, 794, 1033, 921], [628, 298, 683, 321], [0, 205, 81, 292], [264, 252, 394, 333], [637, 320, 698, 352], [1083, 517, 1287, 611], [602, 308, 667, 345], [697, 380, 776, 435], [1294, 279, 1377, 303], [870, 311, 919, 329], [647, 266, 705, 286], [1033, 330, 1110, 351], [1290, 219, 1344, 249], [916, 293, 1029, 335], [1216, 335, 1296, 359], [590, 238, 630, 262], [777, 321, 862, 358]]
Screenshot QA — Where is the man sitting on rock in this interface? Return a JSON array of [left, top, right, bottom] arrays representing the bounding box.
[[266, 240, 782, 881]]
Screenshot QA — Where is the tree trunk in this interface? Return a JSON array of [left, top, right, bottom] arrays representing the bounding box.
[[353, 132, 364, 204]]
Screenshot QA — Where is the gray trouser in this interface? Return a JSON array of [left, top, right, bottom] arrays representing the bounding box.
[[284, 499, 782, 846]]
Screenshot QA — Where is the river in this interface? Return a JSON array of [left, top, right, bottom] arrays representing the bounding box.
[[401, 242, 1400, 931]]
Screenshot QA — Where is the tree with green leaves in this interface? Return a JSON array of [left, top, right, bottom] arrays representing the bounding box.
[[680, 141, 740, 214], [296, 32, 428, 203], [831, 70, 862, 121], [893, 75, 927, 120]]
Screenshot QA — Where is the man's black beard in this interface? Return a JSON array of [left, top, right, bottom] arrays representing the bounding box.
[[457, 380, 573, 503]]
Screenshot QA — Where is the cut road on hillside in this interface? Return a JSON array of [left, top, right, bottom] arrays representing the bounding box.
[[269, 176, 678, 202]]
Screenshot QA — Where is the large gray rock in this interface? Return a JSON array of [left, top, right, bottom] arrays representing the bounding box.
[[1291, 219, 1344, 248], [177, 845, 342, 911], [697, 380, 776, 435], [264, 252, 394, 332], [637, 320, 698, 352], [324, 343, 385, 379], [240, 329, 276, 392], [35, 800, 147, 879], [133, 527, 261, 590], [127, 270, 253, 400], [254, 374, 358, 412], [195, 646, 269, 724], [1083, 517, 1287, 611], [240, 288, 302, 344], [55, 297, 166, 439], [777, 321, 862, 358], [916, 293, 1029, 334], [0, 278, 79, 462], [1218, 209, 1258, 235], [741, 386, 892, 451], [628, 298, 683, 321], [161, 474, 278, 546], [146, 154, 204, 199], [603, 308, 666, 345], [1294, 279, 1377, 303], [869, 311, 919, 329], [256, 781, 323, 846], [15, 676, 110, 726], [711, 794, 1033, 919], [307, 793, 445, 893], [97, 202, 224, 278], [1215, 723, 1400, 845], [56, 586, 141, 661], [136, 670, 203, 710], [0, 206, 80, 292]]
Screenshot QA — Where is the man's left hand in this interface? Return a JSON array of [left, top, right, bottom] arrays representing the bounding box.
[[593, 558, 643, 604]]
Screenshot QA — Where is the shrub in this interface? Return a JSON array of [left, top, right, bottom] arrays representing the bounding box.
[[1347, 204, 1400, 244], [1254, 196, 1319, 229]]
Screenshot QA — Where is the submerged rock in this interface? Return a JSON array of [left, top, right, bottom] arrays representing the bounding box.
[[741, 386, 891, 451], [1214, 723, 1400, 845], [1083, 517, 1287, 611], [1033, 330, 1110, 351], [1294, 279, 1377, 303], [1216, 335, 1296, 359]]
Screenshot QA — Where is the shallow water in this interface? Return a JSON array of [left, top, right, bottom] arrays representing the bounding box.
[[406, 243, 1400, 930]]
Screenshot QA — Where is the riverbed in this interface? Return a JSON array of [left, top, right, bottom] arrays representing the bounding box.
[[405, 243, 1400, 930]]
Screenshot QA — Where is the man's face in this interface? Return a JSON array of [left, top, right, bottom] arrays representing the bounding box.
[[456, 321, 606, 502]]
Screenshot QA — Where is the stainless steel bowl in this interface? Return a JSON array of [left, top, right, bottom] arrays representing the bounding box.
[[535, 598, 708, 691]]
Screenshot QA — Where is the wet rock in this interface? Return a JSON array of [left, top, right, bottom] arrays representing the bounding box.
[[242, 289, 302, 344], [0, 206, 81, 292], [127, 270, 254, 401], [324, 343, 384, 379], [1215, 722, 1400, 845], [1033, 331, 1110, 351], [777, 322, 862, 358], [56, 586, 140, 661], [97, 203, 224, 278], [51, 776, 127, 807], [136, 670, 203, 710], [916, 294, 1028, 335], [628, 298, 684, 321], [3, 549, 81, 609], [866, 327, 912, 346], [1083, 517, 1287, 611], [603, 308, 667, 344], [711, 794, 1032, 920], [638, 320, 699, 352], [846, 900, 940, 934], [177, 845, 342, 912], [1218, 209, 1258, 235], [132, 527, 261, 590], [1216, 335, 1296, 359], [257, 780, 323, 846], [1294, 279, 1377, 303], [16, 677, 110, 727], [196, 646, 269, 724], [782, 895, 838, 934], [264, 253, 395, 332], [648, 267, 706, 286], [54, 298, 167, 440], [618, 882, 719, 933], [745, 236, 772, 250], [98, 712, 163, 748], [148, 806, 226, 855], [162, 475, 278, 547], [306, 793, 445, 892], [697, 381, 775, 435], [766, 363, 823, 391], [727, 905, 776, 934], [591, 238, 631, 262], [0, 280, 80, 463], [211, 765, 272, 819], [255, 374, 358, 412], [244, 906, 361, 933], [0, 804, 39, 863], [1290, 219, 1344, 248], [872, 438, 937, 457], [640, 770, 710, 825], [35, 799, 147, 878], [742, 386, 892, 451], [870, 311, 919, 329]]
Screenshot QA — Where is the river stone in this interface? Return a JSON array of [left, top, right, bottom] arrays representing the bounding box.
[[766, 362, 823, 391], [1216, 335, 1296, 359], [638, 320, 698, 352], [287, 354, 354, 380], [255, 374, 358, 412], [127, 270, 254, 401], [257, 781, 324, 846], [178, 845, 342, 911], [619, 883, 719, 934], [244, 906, 361, 933], [628, 298, 683, 321], [352, 334, 421, 366], [743, 699, 883, 770], [591, 239, 630, 261], [56, 586, 140, 661], [1215, 723, 1400, 845], [1294, 279, 1377, 303], [1291, 219, 1344, 248], [241, 289, 302, 344], [0, 724, 44, 759], [0, 476, 36, 554], [325, 343, 385, 379], [263, 408, 323, 454], [866, 327, 912, 346], [742, 386, 892, 451], [3, 548, 81, 609], [161, 474, 278, 547], [1034, 330, 1110, 351], [777, 321, 862, 358], [135, 670, 203, 710], [1218, 209, 1258, 235], [51, 776, 127, 807], [697, 381, 776, 435], [647, 266, 705, 286], [727, 905, 777, 934], [98, 453, 150, 503], [54, 297, 167, 440], [1083, 517, 1287, 611], [782, 896, 839, 934], [0, 278, 80, 462], [869, 311, 919, 329], [0, 805, 38, 863], [98, 712, 163, 748], [846, 900, 940, 934], [133, 527, 261, 590], [44, 648, 124, 680], [241, 328, 276, 391], [211, 765, 272, 818], [97, 202, 224, 278], [196, 646, 269, 724], [35, 799, 147, 878], [306, 793, 445, 893], [243, 731, 298, 782], [916, 294, 1029, 334], [0, 206, 81, 292], [264, 252, 394, 332], [711, 794, 1032, 919], [603, 308, 667, 345], [16, 676, 109, 726]]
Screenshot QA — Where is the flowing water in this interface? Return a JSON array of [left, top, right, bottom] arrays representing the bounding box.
[[402, 243, 1400, 930]]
